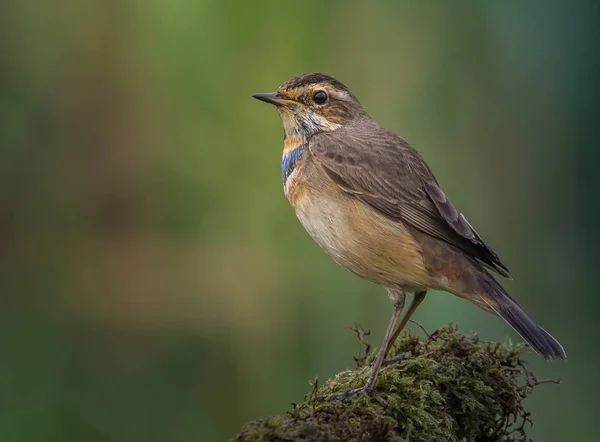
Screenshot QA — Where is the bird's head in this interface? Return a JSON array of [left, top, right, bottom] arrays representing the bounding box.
[[253, 73, 365, 138]]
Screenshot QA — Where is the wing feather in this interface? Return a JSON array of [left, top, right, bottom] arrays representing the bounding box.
[[309, 121, 511, 278]]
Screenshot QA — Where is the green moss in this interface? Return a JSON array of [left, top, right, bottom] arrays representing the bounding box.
[[232, 325, 557, 442]]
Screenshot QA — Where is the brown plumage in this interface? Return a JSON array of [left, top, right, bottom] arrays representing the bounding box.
[[253, 72, 565, 399], [309, 121, 511, 278]]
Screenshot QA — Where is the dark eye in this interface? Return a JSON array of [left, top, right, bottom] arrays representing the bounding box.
[[313, 90, 328, 105]]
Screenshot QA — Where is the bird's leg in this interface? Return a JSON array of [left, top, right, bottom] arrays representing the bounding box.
[[370, 288, 406, 366], [383, 291, 427, 359], [316, 289, 405, 402]]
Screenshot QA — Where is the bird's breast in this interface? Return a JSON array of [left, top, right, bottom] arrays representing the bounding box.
[[288, 160, 436, 291]]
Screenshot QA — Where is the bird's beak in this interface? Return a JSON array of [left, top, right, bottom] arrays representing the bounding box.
[[252, 92, 296, 106]]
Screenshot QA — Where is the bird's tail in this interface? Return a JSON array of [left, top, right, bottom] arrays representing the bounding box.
[[476, 272, 566, 360]]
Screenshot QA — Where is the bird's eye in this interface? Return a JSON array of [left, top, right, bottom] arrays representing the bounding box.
[[313, 90, 328, 105]]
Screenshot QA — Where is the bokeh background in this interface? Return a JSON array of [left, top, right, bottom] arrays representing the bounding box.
[[1, 1, 599, 441]]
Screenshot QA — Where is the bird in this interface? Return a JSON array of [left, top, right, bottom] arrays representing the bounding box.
[[252, 72, 566, 398]]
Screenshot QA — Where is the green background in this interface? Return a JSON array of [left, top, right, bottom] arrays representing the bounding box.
[[1, 1, 598, 441]]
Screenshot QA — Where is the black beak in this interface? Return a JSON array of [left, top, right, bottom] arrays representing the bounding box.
[[252, 92, 294, 106]]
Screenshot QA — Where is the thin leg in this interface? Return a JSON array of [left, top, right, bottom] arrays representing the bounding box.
[[316, 289, 405, 401], [363, 290, 405, 390], [384, 291, 427, 358]]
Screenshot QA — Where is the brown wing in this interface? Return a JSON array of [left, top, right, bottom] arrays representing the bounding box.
[[308, 121, 511, 278]]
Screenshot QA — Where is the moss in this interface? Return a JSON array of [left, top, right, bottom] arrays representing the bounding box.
[[232, 325, 557, 442]]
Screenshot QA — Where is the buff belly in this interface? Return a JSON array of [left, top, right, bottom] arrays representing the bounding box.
[[288, 160, 440, 292]]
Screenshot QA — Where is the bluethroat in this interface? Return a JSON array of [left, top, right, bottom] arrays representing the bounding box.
[[253, 73, 566, 398]]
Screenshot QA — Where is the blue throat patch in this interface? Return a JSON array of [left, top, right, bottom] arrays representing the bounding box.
[[281, 145, 303, 184]]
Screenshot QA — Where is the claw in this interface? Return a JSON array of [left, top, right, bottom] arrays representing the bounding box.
[[381, 355, 408, 366], [315, 384, 389, 407], [367, 354, 408, 367], [315, 385, 373, 402]]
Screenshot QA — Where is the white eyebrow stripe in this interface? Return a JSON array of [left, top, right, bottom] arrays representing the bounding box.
[[330, 89, 351, 100]]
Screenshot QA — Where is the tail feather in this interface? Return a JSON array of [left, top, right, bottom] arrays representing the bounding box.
[[477, 273, 567, 360]]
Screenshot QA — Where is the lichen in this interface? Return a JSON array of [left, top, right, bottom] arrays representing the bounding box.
[[232, 324, 557, 442]]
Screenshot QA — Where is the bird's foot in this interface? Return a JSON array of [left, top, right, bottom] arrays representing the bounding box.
[[365, 352, 408, 368], [314, 384, 388, 406], [381, 355, 408, 366], [315, 385, 370, 401]]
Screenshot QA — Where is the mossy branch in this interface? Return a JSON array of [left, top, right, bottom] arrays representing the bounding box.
[[232, 324, 558, 442]]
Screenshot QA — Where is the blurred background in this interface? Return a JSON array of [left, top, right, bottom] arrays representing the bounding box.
[[1, 1, 599, 440]]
